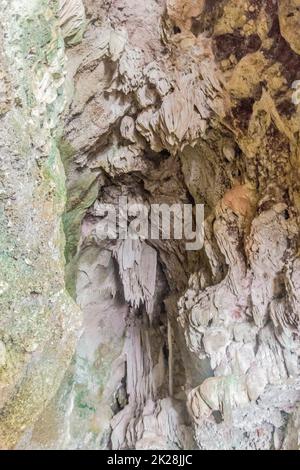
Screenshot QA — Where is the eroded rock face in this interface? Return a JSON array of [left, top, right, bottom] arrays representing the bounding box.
[[0, 0, 81, 449], [1, 0, 300, 450]]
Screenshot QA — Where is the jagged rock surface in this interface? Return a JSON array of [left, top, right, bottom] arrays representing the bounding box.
[[1, 0, 300, 450], [0, 0, 81, 449]]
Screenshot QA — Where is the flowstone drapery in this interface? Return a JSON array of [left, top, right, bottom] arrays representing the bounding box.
[[1, 0, 299, 450]]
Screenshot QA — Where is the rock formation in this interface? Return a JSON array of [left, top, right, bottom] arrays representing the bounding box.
[[0, 0, 299, 450]]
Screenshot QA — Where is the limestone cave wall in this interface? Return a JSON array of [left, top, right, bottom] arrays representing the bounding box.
[[0, 0, 300, 450]]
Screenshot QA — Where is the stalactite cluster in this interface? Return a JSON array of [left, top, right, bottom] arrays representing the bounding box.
[[0, 0, 300, 450]]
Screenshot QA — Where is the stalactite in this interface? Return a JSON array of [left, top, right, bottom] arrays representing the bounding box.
[[1, 0, 300, 451], [168, 319, 174, 398]]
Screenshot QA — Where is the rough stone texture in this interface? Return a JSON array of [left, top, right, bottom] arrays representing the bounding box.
[[1, 0, 300, 450], [0, 0, 81, 449]]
